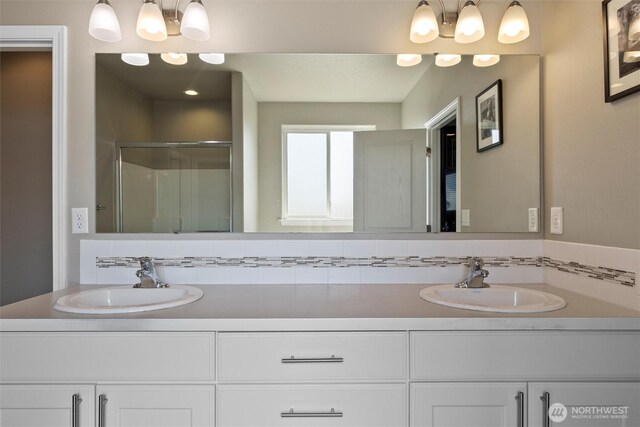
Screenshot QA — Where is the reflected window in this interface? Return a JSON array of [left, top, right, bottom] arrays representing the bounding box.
[[282, 127, 365, 226]]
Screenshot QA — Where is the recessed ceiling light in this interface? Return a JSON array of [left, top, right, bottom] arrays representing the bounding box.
[[161, 52, 188, 65], [121, 53, 149, 66], [184, 89, 199, 96]]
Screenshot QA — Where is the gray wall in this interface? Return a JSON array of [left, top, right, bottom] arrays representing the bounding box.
[[0, 52, 52, 306], [257, 102, 402, 232], [542, 1, 640, 250], [4, 0, 638, 284], [402, 56, 540, 232], [242, 77, 259, 232]]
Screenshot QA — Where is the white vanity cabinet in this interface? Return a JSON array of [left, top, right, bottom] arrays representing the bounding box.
[[0, 332, 216, 427], [96, 385, 214, 427], [216, 332, 409, 427], [0, 385, 95, 427], [410, 382, 526, 427], [528, 382, 640, 427]]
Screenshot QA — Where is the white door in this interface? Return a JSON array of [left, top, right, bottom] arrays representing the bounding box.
[[353, 129, 427, 232], [0, 384, 94, 427], [411, 382, 526, 427], [529, 382, 640, 427], [96, 385, 214, 427]]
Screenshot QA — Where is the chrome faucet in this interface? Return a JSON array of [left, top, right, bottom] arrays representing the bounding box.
[[134, 257, 168, 288], [456, 257, 490, 288]]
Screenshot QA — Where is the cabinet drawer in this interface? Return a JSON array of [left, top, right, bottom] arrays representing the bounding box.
[[217, 332, 407, 381], [411, 331, 640, 381], [217, 384, 407, 427], [0, 332, 215, 382]]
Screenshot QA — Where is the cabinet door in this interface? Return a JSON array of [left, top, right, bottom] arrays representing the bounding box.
[[96, 385, 214, 427], [528, 382, 640, 427], [411, 382, 526, 427], [0, 384, 94, 427]]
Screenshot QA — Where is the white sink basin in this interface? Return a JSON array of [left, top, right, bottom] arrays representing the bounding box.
[[54, 286, 203, 314], [419, 285, 566, 313]]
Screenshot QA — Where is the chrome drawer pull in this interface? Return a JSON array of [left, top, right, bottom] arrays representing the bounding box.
[[281, 408, 343, 418], [281, 355, 343, 363], [515, 391, 524, 427], [71, 393, 82, 427], [98, 394, 108, 427], [540, 391, 550, 427]]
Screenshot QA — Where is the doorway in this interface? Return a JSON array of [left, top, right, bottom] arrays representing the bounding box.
[[439, 119, 457, 232], [0, 51, 53, 306]]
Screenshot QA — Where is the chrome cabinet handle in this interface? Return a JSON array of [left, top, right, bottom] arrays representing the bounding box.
[[515, 391, 524, 427], [540, 391, 550, 427], [281, 355, 343, 363], [71, 394, 82, 427], [281, 408, 343, 418], [98, 394, 108, 427]]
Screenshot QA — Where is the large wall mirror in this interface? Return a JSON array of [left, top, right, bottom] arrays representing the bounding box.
[[96, 53, 540, 234]]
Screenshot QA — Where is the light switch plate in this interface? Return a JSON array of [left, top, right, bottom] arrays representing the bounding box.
[[461, 209, 470, 227], [528, 208, 539, 232], [550, 207, 563, 235]]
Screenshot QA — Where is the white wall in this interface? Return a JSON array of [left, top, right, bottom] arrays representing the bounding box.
[[257, 102, 403, 232]]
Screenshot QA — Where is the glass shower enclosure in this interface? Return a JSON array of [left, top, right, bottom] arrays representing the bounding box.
[[116, 141, 232, 233]]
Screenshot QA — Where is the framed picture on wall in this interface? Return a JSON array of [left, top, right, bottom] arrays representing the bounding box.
[[603, 0, 640, 102], [475, 79, 503, 152]]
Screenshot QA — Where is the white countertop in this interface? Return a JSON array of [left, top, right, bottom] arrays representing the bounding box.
[[1, 284, 638, 332]]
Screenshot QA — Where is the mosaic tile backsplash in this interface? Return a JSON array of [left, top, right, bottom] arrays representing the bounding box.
[[81, 240, 637, 288]]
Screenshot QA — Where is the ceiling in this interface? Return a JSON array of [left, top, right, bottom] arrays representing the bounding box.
[[97, 53, 432, 103]]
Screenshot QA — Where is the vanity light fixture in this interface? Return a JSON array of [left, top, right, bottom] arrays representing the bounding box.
[[121, 53, 150, 66], [435, 53, 462, 67], [184, 89, 199, 96], [161, 52, 188, 65], [498, 0, 530, 44], [137, 0, 168, 41], [409, 1, 440, 43], [88, 0, 121, 42], [397, 54, 423, 67], [454, 1, 485, 44], [473, 54, 500, 67], [408, 0, 530, 45], [199, 53, 225, 64], [89, 0, 210, 42]]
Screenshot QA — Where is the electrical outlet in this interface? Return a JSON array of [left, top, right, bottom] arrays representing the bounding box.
[[528, 208, 539, 232], [550, 207, 563, 235], [72, 208, 89, 234], [461, 209, 470, 227]]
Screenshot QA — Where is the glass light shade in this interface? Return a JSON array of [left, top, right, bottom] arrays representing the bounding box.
[[397, 54, 423, 67], [473, 54, 500, 67], [88, 0, 121, 42], [199, 53, 225, 64], [623, 51, 640, 63], [435, 54, 461, 67], [121, 53, 149, 66], [181, 0, 210, 41], [498, 1, 530, 44], [629, 17, 640, 41], [184, 89, 199, 96], [161, 53, 188, 65], [410, 1, 439, 43], [136, 1, 167, 41], [454, 2, 485, 44]]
